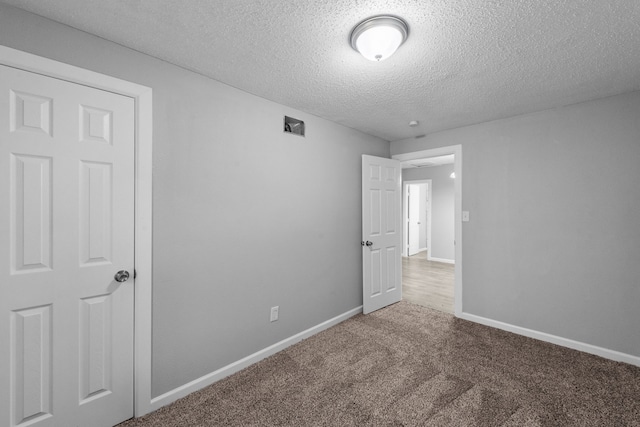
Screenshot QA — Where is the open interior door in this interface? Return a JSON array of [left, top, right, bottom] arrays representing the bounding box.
[[362, 155, 402, 314]]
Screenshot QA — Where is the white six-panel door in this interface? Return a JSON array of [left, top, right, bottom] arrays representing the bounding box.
[[362, 155, 402, 314], [0, 65, 135, 427]]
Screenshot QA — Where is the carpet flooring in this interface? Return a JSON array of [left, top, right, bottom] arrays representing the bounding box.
[[120, 302, 640, 426]]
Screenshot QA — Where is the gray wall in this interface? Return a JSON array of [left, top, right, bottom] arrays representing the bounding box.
[[0, 4, 390, 397], [392, 91, 640, 357], [404, 166, 455, 261]]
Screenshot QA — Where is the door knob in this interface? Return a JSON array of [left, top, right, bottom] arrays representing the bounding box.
[[114, 270, 130, 283], [366, 241, 373, 247]]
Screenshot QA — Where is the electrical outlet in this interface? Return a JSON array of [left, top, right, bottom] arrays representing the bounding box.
[[270, 306, 279, 322]]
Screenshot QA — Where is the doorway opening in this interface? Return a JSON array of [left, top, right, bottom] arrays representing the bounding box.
[[393, 146, 462, 316]]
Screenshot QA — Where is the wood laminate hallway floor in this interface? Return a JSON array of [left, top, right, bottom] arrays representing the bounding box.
[[402, 251, 454, 313]]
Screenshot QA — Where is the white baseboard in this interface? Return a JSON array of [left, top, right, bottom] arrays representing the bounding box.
[[148, 306, 363, 412], [427, 255, 455, 264], [418, 247, 427, 253], [459, 312, 640, 367]]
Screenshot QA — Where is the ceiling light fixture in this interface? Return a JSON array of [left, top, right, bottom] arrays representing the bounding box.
[[350, 15, 409, 62]]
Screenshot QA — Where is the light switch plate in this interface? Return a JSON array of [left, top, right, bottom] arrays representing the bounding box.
[[270, 306, 279, 322], [462, 211, 470, 222]]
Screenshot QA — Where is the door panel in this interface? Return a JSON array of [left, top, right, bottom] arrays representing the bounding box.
[[362, 155, 402, 314], [0, 64, 134, 427], [79, 294, 113, 402], [79, 161, 113, 265], [11, 154, 53, 272], [11, 304, 53, 425]]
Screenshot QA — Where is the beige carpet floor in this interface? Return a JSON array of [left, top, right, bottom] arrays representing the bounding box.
[[120, 301, 640, 426]]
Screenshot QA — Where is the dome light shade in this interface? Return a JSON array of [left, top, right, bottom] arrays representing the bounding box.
[[350, 16, 409, 62]]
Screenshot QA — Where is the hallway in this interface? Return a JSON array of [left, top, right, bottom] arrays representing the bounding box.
[[402, 251, 454, 313]]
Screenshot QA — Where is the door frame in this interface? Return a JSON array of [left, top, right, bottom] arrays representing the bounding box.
[[402, 179, 432, 257], [393, 145, 462, 316], [0, 45, 154, 417]]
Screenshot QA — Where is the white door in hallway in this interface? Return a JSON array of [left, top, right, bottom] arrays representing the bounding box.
[[361, 155, 402, 314], [0, 65, 135, 427], [408, 184, 421, 256]]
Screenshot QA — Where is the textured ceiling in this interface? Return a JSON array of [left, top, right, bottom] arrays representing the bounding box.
[[3, 0, 640, 141], [401, 154, 454, 169]]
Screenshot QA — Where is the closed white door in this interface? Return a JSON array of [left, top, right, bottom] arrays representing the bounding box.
[[0, 65, 135, 427], [408, 184, 421, 256], [362, 155, 402, 314]]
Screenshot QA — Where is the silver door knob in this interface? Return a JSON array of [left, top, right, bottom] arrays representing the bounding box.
[[114, 270, 130, 283], [365, 241, 373, 247]]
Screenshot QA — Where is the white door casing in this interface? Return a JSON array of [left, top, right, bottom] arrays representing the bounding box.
[[362, 155, 402, 314], [408, 184, 420, 256], [0, 65, 135, 426], [392, 146, 462, 317]]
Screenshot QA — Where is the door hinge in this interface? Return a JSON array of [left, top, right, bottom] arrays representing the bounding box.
[[134, 269, 137, 279]]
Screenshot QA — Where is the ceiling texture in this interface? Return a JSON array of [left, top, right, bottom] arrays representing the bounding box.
[[3, 0, 640, 142], [401, 154, 454, 169]]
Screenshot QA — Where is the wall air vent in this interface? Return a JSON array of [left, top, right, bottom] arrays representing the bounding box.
[[284, 116, 305, 137]]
